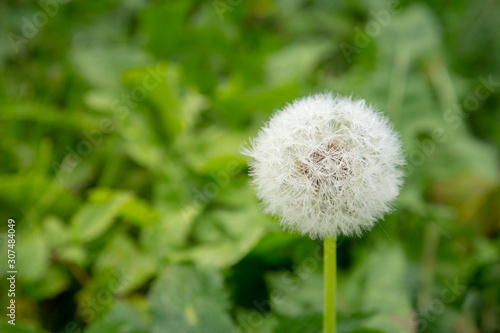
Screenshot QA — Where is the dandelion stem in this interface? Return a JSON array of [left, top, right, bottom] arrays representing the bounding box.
[[324, 237, 336, 333]]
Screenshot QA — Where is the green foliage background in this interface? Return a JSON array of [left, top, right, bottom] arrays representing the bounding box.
[[1, 0, 499, 332]]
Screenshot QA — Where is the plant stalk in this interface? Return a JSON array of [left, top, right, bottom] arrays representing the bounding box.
[[324, 237, 336, 333]]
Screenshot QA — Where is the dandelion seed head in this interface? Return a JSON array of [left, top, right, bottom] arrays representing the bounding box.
[[243, 93, 404, 239]]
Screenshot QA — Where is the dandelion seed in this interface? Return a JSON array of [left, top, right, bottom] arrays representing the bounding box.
[[244, 93, 404, 239]]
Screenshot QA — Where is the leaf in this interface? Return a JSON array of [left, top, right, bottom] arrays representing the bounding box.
[[42, 215, 70, 248], [265, 40, 335, 84], [122, 64, 207, 141], [234, 310, 279, 333], [70, 191, 132, 242], [69, 43, 151, 91], [140, 1, 195, 57], [272, 313, 383, 333], [169, 194, 269, 268], [140, 203, 198, 257], [84, 301, 149, 333], [94, 234, 157, 293], [148, 265, 236, 333], [87, 188, 160, 227], [182, 129, 248, 173], [378, 4, 443, 60], [342, 244, 413, 333], [123, 64, 182, 138], [119, 196, 160, 227], [213, 83, 299, 128], [57, 244, 87, 267], [23, 266, 71, 300], [16, 228, 49, 281], [266, 271, 323, 317], [273, 313, 322, 333]]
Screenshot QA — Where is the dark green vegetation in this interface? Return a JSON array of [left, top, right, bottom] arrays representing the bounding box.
[[1, 0, 499, 332]]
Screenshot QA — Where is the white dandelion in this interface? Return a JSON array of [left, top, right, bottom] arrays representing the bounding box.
[[244, 93, 404, 239]]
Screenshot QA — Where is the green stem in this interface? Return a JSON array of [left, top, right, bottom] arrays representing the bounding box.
[[324, 237, 337, 333]]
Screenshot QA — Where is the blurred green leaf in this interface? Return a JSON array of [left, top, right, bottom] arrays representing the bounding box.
[[94, 234, 156, 293], [148, 265, 236, 333], [69, 43, 151, 91], [234, 309, 279, 333], [265, 40, 335, 84], [343, 244, 413, 333], [42, 215, 70, 248], [84, 301, 149, 333], [266, 271, 323, 317], [170, 191, 269, 268], [378, 4, 443, 60], [70, 191, 132, 242], [140, 1, 195, 57], [273, 313, 322, 333], [90, 188, 161, 227], [16, 228, 49, 281], [23, 266, 71, 300], [119, 197, 160, 227]]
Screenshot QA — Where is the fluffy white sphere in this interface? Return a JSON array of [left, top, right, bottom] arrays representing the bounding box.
[[244, 93, 404, 239]]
